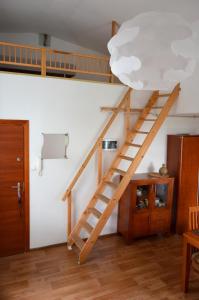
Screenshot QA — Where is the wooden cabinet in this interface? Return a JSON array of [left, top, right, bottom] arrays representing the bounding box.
[[118, 173, 174, 243], [167, 135, 199, 234]]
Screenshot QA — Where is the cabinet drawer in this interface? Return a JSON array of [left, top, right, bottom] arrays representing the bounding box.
[[150, 211, 170, 234]]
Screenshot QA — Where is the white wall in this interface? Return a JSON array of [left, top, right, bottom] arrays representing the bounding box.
[[0, 73, 199, 248], [0, 73, 125, 248], [0, 32, 39, 46]]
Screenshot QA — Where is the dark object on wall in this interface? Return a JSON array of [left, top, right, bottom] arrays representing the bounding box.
[[102, 139, 117, 150], [167, 134, 199, 234], [117, 173, 174, 243], [39, 33, 51, 47]]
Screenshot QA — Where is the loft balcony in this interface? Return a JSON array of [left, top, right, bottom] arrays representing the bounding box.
[[0, 41, 114, 83]]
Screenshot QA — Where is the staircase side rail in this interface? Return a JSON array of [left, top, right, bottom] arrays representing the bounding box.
[[62, 87, 131, 201]]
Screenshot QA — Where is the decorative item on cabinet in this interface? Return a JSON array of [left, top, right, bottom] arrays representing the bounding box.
[[117, 173, 174, 244], [167, 134, 199, 234], [159, 163, 169, 176]]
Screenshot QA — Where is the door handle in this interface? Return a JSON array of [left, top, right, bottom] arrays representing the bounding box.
[[11, 182, 22, 208]]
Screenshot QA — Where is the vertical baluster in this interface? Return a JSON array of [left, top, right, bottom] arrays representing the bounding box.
[[97, 139, 103, 184], [79, 56, 82, 72], [87, 57, 90, 73], [3, 46, 5, 62], [92, 58, 95, 73], [96, 58, 99, 74], [26, 48, 28, 64], [99, 58, 102, 74], [75, 55, 78, 71], [85, 56, 87, 73], [22, 48, 24, 64], [89, 57, 91, 73], [20, 48, 22, 64], [31, 49, 33, 65], [72, 55, 74, 71], [67, 191, 72, 236], [74, 55, 76, 73], [41, 48, 46, 76], [64, 53, 66, 70], [124, 90, 131, 139], [14, 47, 16, 63], [94, 58, 96, 74], [49, 51, 52, 68], [35, 50, 38, 65], [74, 55, 77, 71], [55, 53, 57, 69], [60, 53, 62, 69], [8, 46, 11, 62], [85, 57, 87, 73]]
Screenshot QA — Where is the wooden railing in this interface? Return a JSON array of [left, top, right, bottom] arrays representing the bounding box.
[[62, 88, 132, 235], [0, 41, 42, 68], [0, 41, 112, 80]]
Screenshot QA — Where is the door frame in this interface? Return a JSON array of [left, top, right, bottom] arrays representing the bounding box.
[[0, 119, 30, 251]]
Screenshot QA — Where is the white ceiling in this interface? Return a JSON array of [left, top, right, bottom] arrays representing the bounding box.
[[0, 0, 199, 53]]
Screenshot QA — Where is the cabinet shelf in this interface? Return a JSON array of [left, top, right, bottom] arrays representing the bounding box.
[[118, 173, 174, 243]]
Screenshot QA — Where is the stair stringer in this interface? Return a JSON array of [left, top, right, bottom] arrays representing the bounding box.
[[67, 90, 159, 243]]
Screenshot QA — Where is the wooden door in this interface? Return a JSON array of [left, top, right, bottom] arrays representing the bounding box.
[[150, 212, 170, 235], [0, 120, 29, 256], [177, 136, 199, 233], [131, 184, 151, 238], [132, 213, 150, 238], [150, 180, 173, 235]]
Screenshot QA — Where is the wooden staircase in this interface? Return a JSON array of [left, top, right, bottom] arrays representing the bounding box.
[[63, 83, 180, 264]]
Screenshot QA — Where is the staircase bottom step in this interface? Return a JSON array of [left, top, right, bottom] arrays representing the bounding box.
[[72, 234, 85, 250]]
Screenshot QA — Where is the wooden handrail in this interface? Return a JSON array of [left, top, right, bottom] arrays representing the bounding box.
[[47, 48, 109, 61], [62, 87, 131, 201], [0, 41, 41, 50]]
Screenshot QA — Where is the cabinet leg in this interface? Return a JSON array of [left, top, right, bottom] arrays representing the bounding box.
[[182, 237, 191, 293]]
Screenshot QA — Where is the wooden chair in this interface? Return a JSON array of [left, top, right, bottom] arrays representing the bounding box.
[[189, 206, 199, 273]]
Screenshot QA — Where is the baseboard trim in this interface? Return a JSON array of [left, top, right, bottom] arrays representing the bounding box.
[[30, 232, 118, 251]]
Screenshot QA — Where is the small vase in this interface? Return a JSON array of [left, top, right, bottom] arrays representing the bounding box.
[[159, 164, 168, 176]]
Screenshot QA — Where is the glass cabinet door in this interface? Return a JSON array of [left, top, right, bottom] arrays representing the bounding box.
[[154, 184, 168, 208], [136, 185, 150, 210]]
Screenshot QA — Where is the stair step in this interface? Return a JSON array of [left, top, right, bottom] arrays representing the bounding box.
[[134, 130, 149, 134], [72, 234, 85, 250], [159, 93, 170, 97], [82, 221, 93, 234], [119, 155, 134, 161], [89, 207, 102, 219], [126, 142, 142, 148], [112, 168, 126, 176], [152, 106, 164, 109], [105, 181, 118, 189], [142, 118, 157, 121], [97, 193, 110, 204]]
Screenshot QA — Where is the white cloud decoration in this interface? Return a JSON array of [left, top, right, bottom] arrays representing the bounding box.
[[108, 12, 197, 90]]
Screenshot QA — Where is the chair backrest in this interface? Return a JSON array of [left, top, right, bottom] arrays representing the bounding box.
[[189, 206, 199, 231]]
